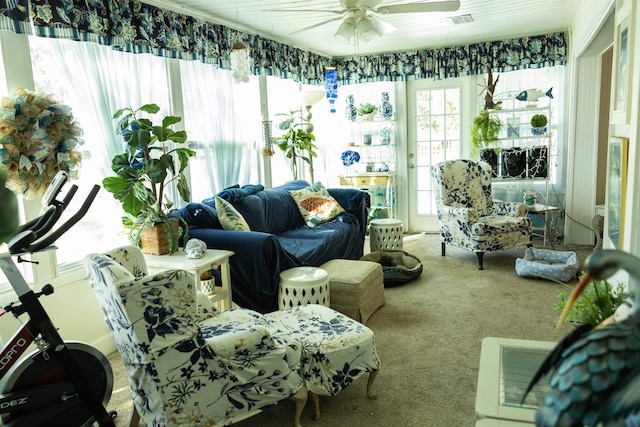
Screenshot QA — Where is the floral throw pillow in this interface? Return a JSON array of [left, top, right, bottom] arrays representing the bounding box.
[[289, 182, 345, 227], [214, 196, 251, 231]]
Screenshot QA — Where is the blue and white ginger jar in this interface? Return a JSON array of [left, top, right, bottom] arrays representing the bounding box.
[[345, 95, 357, 122], [379, 92, 393, 119]]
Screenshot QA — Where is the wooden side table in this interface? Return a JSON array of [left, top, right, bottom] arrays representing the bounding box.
[[144, 249, 234, 311]]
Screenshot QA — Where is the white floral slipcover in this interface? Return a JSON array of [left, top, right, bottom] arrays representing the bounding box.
[[84, 245, 380, 426], [430, 160, 532, 269]]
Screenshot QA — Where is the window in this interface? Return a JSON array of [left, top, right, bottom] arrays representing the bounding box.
[[29, 36, 173, 271], [414, 87, 461, 215]]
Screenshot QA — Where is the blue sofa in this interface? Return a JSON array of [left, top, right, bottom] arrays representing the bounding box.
[[176, 180, 369, 313]]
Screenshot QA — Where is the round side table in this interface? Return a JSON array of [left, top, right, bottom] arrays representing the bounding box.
[[369, 218, 403, 252], [279, 266, 330, 309]]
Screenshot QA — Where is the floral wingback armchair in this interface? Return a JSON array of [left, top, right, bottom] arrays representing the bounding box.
[[84, 246, 306, 427], [430, 159, 532, 269]]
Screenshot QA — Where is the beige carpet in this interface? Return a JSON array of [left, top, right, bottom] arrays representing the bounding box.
[[106, 233, 594, 427]]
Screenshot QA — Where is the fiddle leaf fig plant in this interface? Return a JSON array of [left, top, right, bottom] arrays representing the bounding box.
[[102, 103, 195, 249], [275, 110, 317, 180]]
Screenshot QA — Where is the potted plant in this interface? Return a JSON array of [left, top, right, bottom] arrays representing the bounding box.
[[357, 103, 378, 121], [553, 274, 634, 327], [275, 110, 317, 180], [200, 270, 216, 294], [530, 113, 548, 135], [470, 109, 502, 158], [102, 103, 196, 255]]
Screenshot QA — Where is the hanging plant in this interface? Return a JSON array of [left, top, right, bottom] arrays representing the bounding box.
[[0, 88, 83, 199], [470, 109, 502, 158]]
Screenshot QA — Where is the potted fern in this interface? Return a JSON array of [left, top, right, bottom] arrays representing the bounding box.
[[102, 103, 196, 254], [471, 109, 502, 159]]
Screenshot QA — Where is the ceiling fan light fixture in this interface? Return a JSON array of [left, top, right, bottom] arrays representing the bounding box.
[[334, 20, 355, 44], [357, 17, 380, 42]]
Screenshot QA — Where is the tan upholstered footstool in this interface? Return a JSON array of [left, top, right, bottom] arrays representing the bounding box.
[[319, 259, 385, 324]]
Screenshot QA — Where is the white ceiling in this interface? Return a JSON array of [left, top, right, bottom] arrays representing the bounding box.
[[143, 0, 583, 57]]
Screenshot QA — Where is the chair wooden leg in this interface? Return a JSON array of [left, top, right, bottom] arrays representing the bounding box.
[[476, 252, 484, 270], [290, 387, 308, 427], [310, 392, 321, 420], [367, 369, 379, 399], [129, 406, 140, 427], [441, 242, 446, 256]]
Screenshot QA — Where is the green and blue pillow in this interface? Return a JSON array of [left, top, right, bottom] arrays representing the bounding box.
[[214, 196, 251, 231]]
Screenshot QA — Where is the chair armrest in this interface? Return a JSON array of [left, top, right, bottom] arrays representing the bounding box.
[[492, 202, 526, 216], [440, 205, 480, 223], [200, 309, 284, 360], [196, 291, 219, 321]]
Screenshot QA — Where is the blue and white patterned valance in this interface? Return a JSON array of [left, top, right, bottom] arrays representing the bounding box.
[[0, 0, 567, 85]]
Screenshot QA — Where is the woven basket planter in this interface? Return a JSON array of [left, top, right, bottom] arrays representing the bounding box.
[[140, 220, 180, 255]]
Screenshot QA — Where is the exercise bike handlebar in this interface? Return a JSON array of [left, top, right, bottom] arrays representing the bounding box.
[[7, 173, 100, 255]]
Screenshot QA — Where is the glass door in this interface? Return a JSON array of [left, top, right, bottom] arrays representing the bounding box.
[[407, 78, 469, 231]]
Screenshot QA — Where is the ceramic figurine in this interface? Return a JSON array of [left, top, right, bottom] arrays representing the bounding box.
[[379, 92, 393, 119], [345, 95, 357, 122]]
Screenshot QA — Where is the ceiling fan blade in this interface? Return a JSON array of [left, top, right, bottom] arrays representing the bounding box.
[[288, 16, 345, 35], [377, 0, 461, 14], [369, 15, 397, 36], [263, 8, 344, 14]]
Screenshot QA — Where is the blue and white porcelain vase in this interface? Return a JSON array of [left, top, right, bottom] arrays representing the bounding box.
[[345, 95, 357, 122], [379, 92, 393, 119]]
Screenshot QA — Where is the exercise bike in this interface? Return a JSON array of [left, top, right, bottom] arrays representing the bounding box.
[[0, 171, 116, 426]]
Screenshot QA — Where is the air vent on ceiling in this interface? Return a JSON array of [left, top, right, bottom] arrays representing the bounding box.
[[450, 14, 473, 25]]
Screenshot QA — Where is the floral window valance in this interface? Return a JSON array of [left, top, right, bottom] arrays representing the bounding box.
[[0, 0, 566, 85]]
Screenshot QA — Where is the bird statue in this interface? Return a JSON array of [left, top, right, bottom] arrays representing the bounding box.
[[524, 249, 640, 427]]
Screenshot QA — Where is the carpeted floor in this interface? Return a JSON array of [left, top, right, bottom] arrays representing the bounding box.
[[106, 233, 594, 427]]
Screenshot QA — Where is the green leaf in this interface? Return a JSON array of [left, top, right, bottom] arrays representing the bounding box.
[[102, 176, 131, 195], [124, 128, 152, 147], [110, 153, 130, 173], [168, 130, 188, 144], [113, 107, 132, 120], [152, 125, 173, 142], [115, 115, 130, 133], [177, 174, 191, 202], [162, 115, 182, 128], [146, 158, 169, 184], [138, 103, 160, 114], [175, 148, 196, 172]]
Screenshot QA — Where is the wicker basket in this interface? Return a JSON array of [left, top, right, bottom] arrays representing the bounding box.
[[140, 220, 180, 255]]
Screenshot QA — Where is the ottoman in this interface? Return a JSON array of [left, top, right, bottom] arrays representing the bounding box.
[[319, 259, 385, 324], [267, 304, 380, 420]]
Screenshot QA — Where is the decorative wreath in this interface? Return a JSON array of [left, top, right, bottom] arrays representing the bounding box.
[[0, 88, 83, 199]]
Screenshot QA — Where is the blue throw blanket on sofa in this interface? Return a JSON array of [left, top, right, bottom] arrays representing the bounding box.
[[208, 184, 265, 204]]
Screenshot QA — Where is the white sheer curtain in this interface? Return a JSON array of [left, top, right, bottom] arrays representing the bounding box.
[[179, 61, 261, 201], [30, 36, 172, 263]]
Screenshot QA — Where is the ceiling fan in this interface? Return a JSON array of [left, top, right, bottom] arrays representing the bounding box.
[[266, 0, 461, 44]]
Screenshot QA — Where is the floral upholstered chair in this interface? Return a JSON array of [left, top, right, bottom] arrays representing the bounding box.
[[430, 159, 532, 269], [84, 245, 380, 426]]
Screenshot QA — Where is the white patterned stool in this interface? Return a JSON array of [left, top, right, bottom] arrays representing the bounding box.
[[279, 266, 330, 309], [369, 218, 403, 251]]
